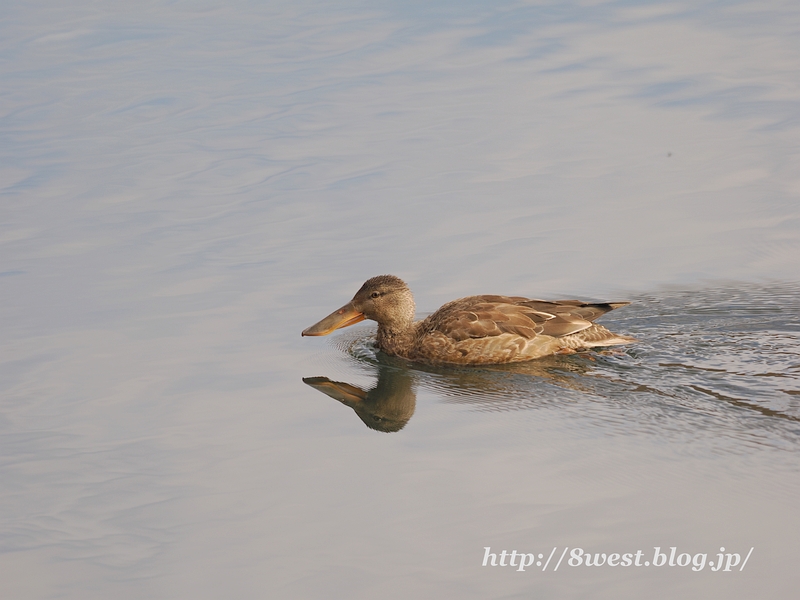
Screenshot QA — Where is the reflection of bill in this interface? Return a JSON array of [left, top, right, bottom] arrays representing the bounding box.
[[303, 365, 416, 433]]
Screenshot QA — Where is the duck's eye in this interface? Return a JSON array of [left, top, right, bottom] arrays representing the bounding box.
[[370, 291, 380, 299]]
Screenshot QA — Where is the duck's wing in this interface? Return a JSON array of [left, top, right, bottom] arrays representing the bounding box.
[[428, 296, 631, 341], [520, 299, 636, 349], [521, 299, 630, 326], [427, 296, 593, 341], [413, 296, 633, 364]]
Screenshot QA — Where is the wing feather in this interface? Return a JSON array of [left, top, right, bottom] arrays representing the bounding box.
[[411, 294, 631, 364], [430, 301, 552, 341]]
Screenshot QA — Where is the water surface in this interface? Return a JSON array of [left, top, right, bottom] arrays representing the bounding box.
[[1, 1, 799, 598]]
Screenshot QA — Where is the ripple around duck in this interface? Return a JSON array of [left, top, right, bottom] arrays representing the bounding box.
[[316, 282, 800, 451]]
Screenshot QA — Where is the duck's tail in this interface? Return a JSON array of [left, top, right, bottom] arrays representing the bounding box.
[[562, 324, 637, 349]]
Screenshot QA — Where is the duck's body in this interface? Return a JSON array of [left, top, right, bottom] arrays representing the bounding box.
[[302, 275, 635, 365]]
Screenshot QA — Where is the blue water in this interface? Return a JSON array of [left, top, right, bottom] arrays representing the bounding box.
[[1, 1, 799, 598]]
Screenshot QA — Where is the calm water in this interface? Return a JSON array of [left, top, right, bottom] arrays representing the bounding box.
[[2, 1, 799, 598]]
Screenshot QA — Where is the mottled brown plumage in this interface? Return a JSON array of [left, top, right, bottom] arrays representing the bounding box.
[[302, 275, 635, 365]]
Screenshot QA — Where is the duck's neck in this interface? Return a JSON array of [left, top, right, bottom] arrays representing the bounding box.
[[376, 320, 417, 356], [373, 288, 417, 356]]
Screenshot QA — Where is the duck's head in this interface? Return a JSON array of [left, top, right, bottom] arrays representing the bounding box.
[[302, 275, 416, 336]]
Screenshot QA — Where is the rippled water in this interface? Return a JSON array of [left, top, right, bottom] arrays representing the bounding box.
[[311, 283, 800, 448], [2, 1, 800, 599]]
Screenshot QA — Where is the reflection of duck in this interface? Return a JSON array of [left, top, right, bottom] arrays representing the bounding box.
[[302, 275, 635, 365], [303, 352, 599, 432], [303, 366, 415, 433]]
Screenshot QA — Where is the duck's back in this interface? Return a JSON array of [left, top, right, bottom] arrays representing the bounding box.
[[408, 295, 634, 364]]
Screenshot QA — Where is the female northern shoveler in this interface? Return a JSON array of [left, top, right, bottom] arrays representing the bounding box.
[[302, 275, 635, 365]]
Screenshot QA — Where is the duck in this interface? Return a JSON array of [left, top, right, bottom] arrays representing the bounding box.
[[302, 275, 635, 365]]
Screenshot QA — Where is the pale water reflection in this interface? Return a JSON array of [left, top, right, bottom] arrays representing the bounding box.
[[304, 369, 416, 433], [2, 0, 800, 599]]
